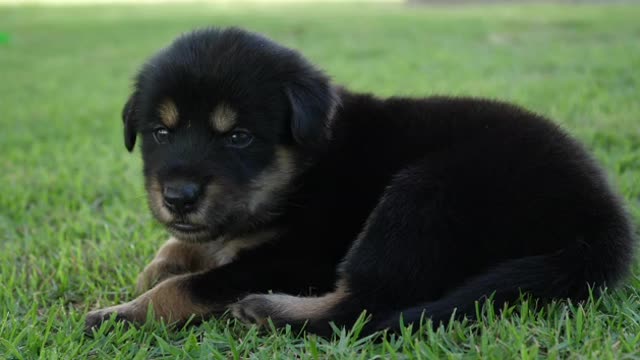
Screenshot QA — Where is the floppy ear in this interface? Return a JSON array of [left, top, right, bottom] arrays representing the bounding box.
[[286, 71, 339, 152], [122, 92, 139, 152]]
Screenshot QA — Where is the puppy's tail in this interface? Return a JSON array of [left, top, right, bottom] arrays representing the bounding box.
[[373, 239, 634, 333]]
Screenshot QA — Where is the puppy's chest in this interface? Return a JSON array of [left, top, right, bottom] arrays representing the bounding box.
[[209, 229, 280, 266], [210, 171, 390, 266]]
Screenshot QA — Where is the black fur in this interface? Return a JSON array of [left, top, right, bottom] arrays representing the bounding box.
[[122, 91, 139, 152], [116, 27, 635, 336]]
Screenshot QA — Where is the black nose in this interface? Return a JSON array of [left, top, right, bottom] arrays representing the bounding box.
[[162, 181, 202, 214]]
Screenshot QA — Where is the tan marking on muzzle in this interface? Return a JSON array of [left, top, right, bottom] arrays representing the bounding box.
[[181, 182, 222, 227], [247, 147, 296, 213], [147, 177, 173, 223]]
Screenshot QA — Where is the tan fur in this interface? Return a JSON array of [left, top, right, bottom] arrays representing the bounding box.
[[139, 274, 212, 322], [137, 230, 279, 293], [231, 280, 349, 325], [210, 103, 237, 132], [146, 176, 173, 224], [136, 237, 226, 293], [183, 182, 222, 228], [158, 99, 179, 128], [88, 230, 281, 329], [213, 229, 279, 266], [155, 237, 224, 270], [247, 147, 296, 213], [87, 274, 215, 326], [265, 284, 347, 319]]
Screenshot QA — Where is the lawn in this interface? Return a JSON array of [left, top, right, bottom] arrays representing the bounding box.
[[1, 2, 640, 358]]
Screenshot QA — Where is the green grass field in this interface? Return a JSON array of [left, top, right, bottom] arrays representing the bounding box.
[[1, 2, 640, 358]]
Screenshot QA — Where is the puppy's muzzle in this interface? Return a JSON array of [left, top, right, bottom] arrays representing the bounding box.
[[162, 180, 202, 215]]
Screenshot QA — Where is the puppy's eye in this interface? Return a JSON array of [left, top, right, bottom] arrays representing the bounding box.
[[153, 127, 171, 144], [225, 129, 253, 148]]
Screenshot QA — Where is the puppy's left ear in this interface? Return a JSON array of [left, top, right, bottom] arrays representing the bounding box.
[[286, 70, 339, 152], [122, 91, 139, 152]]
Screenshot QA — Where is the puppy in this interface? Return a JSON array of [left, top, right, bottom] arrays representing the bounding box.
[[86, 28, 635, 336]]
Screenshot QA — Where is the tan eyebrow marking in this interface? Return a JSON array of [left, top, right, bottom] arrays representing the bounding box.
[[210, 103, 237, 132], [158, 99, 179, 128]]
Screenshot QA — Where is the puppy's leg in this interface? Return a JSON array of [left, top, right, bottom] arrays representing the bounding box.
[[231, 279, 356, 336], [231, 163, 460, 336], [87, 273, 217, 332], [231, 157, 621, 336], [136, 237, 224, 294], [87, 256, 337, 333]]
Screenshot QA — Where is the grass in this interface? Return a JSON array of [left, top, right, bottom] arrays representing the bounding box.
[[1, 2, 639, 358]]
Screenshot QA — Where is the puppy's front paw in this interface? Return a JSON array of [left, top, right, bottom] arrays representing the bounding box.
[[84, 303, 138, 334], [136, 259, 187, 294]]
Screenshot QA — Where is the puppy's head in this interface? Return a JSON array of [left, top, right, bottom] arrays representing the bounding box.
[[122, 28, 338, 242]]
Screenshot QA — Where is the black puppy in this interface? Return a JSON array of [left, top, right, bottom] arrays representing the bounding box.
[[86, 28, 635, 336]]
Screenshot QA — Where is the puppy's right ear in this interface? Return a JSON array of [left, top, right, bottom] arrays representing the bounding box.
[[122, 92, 139, 152]]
